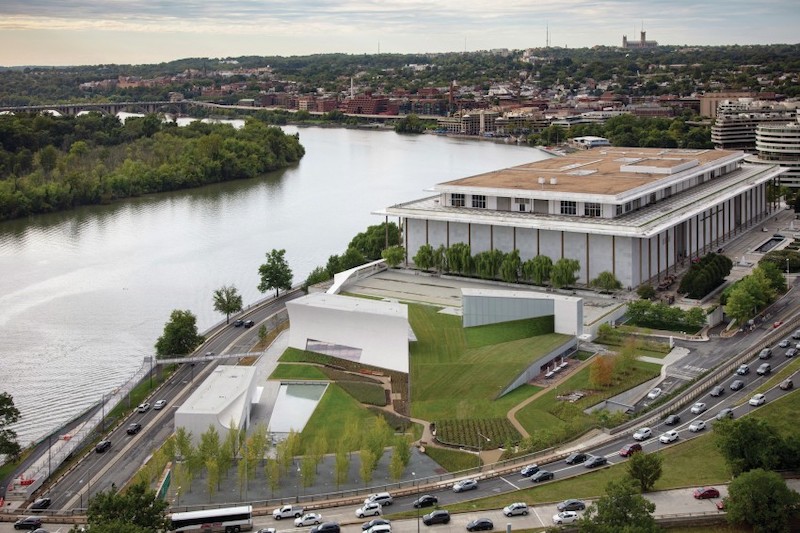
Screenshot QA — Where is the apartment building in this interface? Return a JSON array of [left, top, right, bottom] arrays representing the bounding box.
[[747, 119, 800, 189]]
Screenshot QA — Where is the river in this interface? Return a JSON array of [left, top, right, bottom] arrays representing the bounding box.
[[0, 124, 549, 447]]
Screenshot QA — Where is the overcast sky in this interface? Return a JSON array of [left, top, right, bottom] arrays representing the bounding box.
[[1, 0, 798, 66]]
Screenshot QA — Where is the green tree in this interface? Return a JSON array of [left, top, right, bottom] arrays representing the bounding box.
[[0, 392, 21, 459], [626, 451, 663, 492], [265, 458, 281, 497], [334, 447, 350, 488], [523, 255, 553, 285], [205, 458, 219, 500], [85, 481, 170, 532], [413, 244, 435, 271], [714, 418, 784, 476], [212, 284, 243, 324], [591, 271, 622, 293], [304, 266, 331, 289], [154, 309, 203, 357], [724, 469, 800, 533], [381, 245, 405, 268], [349, 222, 401, 260], [636, 284, 656, 300], [258, 248, 294, 298], [551, 258, 581, 289], [757, 261, 787, 294], [389, 446, 405, 480], [445, 243, 472, 274], [579, 477, 659, 533], [300, 455, 317, 488], [359, 448, 376, 485], [499, 249, 521, 283]]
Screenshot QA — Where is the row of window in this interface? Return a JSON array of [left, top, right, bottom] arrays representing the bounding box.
[[454, 194, 601, 217], [452, 193, 486, 208], [560, 201, 601, 217]]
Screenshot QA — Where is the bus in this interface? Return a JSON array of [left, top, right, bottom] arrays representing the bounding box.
[[169, 505, 253, 532]]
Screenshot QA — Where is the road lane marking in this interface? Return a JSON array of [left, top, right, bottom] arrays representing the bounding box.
[[500, 476, 520, 490], [531, 505, 545, 526]]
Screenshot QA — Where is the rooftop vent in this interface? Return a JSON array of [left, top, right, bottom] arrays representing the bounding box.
[[550, 177, 558, 185]]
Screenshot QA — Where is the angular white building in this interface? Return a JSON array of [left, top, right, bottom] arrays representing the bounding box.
[[379, 147, 785, 289]]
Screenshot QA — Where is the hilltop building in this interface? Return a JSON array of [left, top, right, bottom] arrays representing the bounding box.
[[379, 147, 785, 289], [622, 31, 657, 49]]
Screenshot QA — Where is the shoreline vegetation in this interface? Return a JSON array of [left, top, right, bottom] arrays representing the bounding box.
[[0, 113, 305, 221]]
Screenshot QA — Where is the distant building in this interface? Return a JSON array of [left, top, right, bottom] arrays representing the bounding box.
[[571, 136, 611, 149], [343, 96, 388, 114], [747, 118, 800, 189], [622, 31, 657, 49], [711, 100, 797, 151], [437, 111, 499, 135]]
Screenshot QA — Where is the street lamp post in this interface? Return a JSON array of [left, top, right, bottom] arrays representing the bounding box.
[[412, 471, 420, 533], [787, 257, 791, 274], [477, 432, 491, 471]]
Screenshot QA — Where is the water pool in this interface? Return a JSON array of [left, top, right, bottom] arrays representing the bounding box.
[[268, 383, 329, 434]]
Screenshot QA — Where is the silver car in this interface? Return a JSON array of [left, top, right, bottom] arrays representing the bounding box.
[[452, 479, 478, 493]]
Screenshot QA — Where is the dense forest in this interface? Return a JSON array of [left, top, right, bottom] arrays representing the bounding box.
[[0, 113, 305, 220]]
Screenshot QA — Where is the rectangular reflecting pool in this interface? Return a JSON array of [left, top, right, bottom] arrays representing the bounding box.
[[268, 382, 329, 434]]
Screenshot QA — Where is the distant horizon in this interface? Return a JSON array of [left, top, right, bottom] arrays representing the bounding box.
[[1, 0, 798, 68]]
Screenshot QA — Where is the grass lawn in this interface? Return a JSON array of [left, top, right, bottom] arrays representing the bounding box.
[[409, 304, 560, 421], [269, 363, 328, 380], [298, 383, 378, 454], [515, 359, 661, 436], [338, 381, 388, 406], [424, 446, 480, 472]]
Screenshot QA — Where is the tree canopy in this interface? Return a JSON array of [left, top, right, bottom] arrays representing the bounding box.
[[154, 309, 204, 357], [724, 469, 800, 533], [0, 392, 21, 459], [81, 481, 170, 533], [257, 249, 293, 297], [579, 477, 659, 533], [212, 285, 243, 324]]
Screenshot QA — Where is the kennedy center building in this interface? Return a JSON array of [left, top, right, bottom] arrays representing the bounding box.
[[381, 148, 784, 289]]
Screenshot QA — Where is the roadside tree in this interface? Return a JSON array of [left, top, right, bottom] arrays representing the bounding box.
[[714, 418, 784, 476], [212, 285, 243, 324], [579, 477, 659, 533], [258, 249, 293, 297], [304, 266, 331, 289], [349, 222, 401, 260], [724, 468, 800, 533], [626, 451, 663, 492], [0, 392, 21, 459], [84, 481, 170, 533], [154, 309, 203, 357]]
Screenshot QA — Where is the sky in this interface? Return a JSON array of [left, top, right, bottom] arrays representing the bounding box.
[[0, 0, 798, 67]]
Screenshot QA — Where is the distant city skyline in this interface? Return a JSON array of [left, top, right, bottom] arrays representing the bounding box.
[[1, 0, 798, 67]]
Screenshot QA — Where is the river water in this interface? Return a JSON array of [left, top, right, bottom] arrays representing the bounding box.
[[0, 125, 548, 447]]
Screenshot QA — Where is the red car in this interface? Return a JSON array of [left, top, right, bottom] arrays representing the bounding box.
[[619, 443, 642, 457], [693, 487, 720, 499]]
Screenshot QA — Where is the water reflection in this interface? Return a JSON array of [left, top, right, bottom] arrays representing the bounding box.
[[269, 383, 328, 434]]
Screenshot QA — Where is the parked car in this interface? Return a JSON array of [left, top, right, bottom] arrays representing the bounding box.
[[530, 470, 554, 482], [502, 503, 528, 517], [730, 379, 745, 391], [412, 495, 438, 509], [564, 452, 588, 465], [778, 339, 791, 348], [310, 523, 340, 533], [295, 514, 322, 527], [557, 499, 586, 511], [95, 439, 111, 453], [659, 430, 679, 444], [619, 443, 642, 457], [646, 387, 662, 400], [780, 378, 794, 390], [136, 402, 150, 413], [786, 348, 797, 358], [243, 320, 255, 328], [520, 464, 540, 477], [690, 402, 707, 414], [29, 498, 51, 511], [363, 528, 390, 533], [465, 518, 493, 532], [257, 529, 277, 533], [757, 363, 771, 376], [13, 516, 42, 530], [422, 510, 450, 526], [126, 422, 142, 435], [633, 427, 652, 441], [689, 419, 707, 432], [758, 348, 772, 359], [736, 364, 750, 376], [664, 414, 681, 426], [153, 399, 167, 410], [452, 479, 478, 493], [584, 455, 608, 468], [364, 492, 393, 507], [709, 385, 725, 397], [749, 393, 766, 406], [355, 503, 382, 518], [716, 408, 734, 420], [552, 511, 579, 525], [693, 487, 720, 499], [362, 519, 391, 531]]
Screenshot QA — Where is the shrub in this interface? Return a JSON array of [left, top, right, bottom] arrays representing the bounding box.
[[435, 418, 522, 450]]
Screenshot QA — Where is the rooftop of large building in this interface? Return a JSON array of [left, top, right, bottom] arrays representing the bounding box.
[[435, 147, 742, 197]]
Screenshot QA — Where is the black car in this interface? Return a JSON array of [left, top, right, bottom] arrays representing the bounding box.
[[30, 498, 51, 511], [14, 516, 42, 530], [557, 499, 586, 512], [310, 523, 340, 533], [362, 519, 391, 531], [709, 386, 725, 397], [422, 510, 450, 526], [520, 464, 539, 477], [466, 518, 493, 531], [664, 414, 681, 426], [243, 320, 255, 328], [95, 440, 111, 453], [584, 455, 608, 468], [730, 380, 745, 391], [564, 452, 588, 465], [126, 422, 142, 435], [530, 470, 554, 482], [413, 495, 438, 508], [233, 319, 244, 327]]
